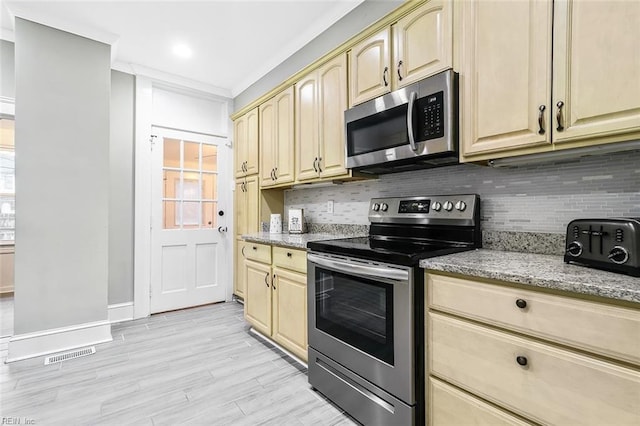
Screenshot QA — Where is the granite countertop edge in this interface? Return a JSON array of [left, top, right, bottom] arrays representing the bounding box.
[[420, 249, 640, 305], [241, 232, 365, 250]]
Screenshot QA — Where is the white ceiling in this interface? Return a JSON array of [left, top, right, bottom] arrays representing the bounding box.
[[1, 0, 365, 98]]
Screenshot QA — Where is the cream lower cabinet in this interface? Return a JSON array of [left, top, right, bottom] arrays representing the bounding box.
[[425, 272, 640, 425], [460, 0, 640, 161], [244, 243, 308, 361]]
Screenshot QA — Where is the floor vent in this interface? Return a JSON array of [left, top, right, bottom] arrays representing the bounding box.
[[44, 346, 96, 365]]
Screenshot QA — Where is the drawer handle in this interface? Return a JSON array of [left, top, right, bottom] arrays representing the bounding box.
[[252, 246, 257, 250], [516, 356, 528, 367], [515, 299, 527, 309], [286, 252, 292, 258]]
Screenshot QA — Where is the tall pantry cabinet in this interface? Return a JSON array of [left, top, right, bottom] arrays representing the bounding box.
[[233, 109, 260, 298]]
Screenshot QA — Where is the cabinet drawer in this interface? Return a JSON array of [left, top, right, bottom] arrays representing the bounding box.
[[427, 273, 640, 364], [244, 242, 271, 264], [428, 312, 640, 425], [429, 377, 532, 426], [272, 246, 307, 273]]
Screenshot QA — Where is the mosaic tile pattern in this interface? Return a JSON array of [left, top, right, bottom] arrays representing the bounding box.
[[285, 150, 640, 234]]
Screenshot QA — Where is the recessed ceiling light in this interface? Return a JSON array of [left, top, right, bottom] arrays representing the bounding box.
[[173, 43, 192, 58]]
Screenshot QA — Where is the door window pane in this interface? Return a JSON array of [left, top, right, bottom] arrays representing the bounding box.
[[163, 201, 179, 229], [163, 170, 181, 199], [202, 173, 217, 200], [163, 138, 180, 168], [183, 141, 200, 170], [182, 201, 200, 228], [202, 145, 217, 171], [202, 202, 216, 228], [162, 137, 218, 230]]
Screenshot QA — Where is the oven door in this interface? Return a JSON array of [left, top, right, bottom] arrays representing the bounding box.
[[307, 252, 417, 404]]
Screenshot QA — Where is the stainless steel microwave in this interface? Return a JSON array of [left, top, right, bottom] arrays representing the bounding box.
[[345, 69, 458, 174]]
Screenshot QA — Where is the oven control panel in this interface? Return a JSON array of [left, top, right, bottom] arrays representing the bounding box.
[[369, 194, 479, 224]]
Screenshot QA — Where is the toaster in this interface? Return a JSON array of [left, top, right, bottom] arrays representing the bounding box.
[[564, 218, 640, 277]]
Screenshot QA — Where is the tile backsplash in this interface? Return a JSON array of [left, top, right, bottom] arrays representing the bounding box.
[[285, 150, 640, 234]]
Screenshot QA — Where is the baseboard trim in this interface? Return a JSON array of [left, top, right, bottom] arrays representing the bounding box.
[[249, 327, 307, 370], [108, 302, 134, 324], [6, 320, 113, 363]]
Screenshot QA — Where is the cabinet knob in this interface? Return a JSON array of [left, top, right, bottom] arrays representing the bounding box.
[[556, 101, 565, 131], [286, 252, 292, 258], [383, 66, 389, 87], [252, 246, 257, 250], [272, 273, 276, 290], [397, 61, 403, 81], [516, 356, 528, 367], [264, 272, 269, 288], [537, 105, 546, 135], [515, 299, 527, 309]]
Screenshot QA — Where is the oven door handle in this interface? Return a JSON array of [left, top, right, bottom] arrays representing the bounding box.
[[308, 253, 408, 282]]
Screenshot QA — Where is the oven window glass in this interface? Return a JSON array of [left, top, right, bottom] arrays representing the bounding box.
[[315, 268, 394, 365], [346, 104, 408, 157]]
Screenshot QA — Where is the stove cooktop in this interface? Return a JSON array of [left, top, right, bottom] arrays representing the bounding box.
[[307, 236, 475, 267]]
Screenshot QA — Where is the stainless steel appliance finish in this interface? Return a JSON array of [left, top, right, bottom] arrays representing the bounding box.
[[564, 217, 640, 277], [307, 194, 481, 426], [345, 69, 459, 174]]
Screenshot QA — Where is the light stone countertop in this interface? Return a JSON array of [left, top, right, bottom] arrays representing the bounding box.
[[241, 232, 365, 250], [420, 249, 640, 304]]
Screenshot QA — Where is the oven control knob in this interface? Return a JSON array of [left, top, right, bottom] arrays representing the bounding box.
[[455, 201, 467, 211], [431, 202, 442, 211], [372, 203, 380, 211], [566, 241, 583, 257], [608, 246, 629, 264], [380, 203, 388, 212], [443, 201, 453, 211]]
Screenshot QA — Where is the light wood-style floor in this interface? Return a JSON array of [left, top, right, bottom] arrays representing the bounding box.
[[0, 302, 358, 425]]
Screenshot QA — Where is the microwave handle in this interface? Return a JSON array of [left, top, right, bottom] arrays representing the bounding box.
[[407, 91, 418, 151]]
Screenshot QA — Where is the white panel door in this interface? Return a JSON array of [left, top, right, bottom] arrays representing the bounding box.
[[151, 128, 229, 313]]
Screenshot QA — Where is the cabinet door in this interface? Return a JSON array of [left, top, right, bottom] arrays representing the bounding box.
[[234, 180, 246, 236], [259, 99, 276, 187], [392, 0, 452, 89], [245, 175, 260, 234], [244, 108, 259, 176], [318, 54, 349, 179], [272, 267, 307, 361], [234, 239, 247, 298], [234, 115, 247, 178], [349, 28, 391, 107], [552, 0, 640, 145], [244, 259, 272, 336], [295, 73, 320, 182], [274, 86, 295, 185], [460, 0, 552, 158]]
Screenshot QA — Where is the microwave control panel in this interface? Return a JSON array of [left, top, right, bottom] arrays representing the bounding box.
[[416, 91, 444, 140]]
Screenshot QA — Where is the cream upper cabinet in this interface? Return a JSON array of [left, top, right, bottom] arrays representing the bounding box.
[[392, 0, 452, 88], [349, 28, 391, 107], [296, 54, 349, 182], [461, 0, 640, 161], [234, 107, 259, 177], [552, 0, 640, 145], [259, 86, 295, 187], [349, 0, 454, 107], [460, 0, 553, 157]]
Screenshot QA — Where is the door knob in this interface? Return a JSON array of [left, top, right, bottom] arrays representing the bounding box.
[[217, 226, 227, 233]]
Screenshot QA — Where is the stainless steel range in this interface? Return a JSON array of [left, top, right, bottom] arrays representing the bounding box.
[[306, 194, 481, 426]]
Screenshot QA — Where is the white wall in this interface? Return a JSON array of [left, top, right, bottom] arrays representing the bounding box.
[[109, 70, 135, 305], [13, 19, 110, 334]]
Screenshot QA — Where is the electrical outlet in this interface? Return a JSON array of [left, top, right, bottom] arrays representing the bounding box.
[[327, 200, 334, 214]]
